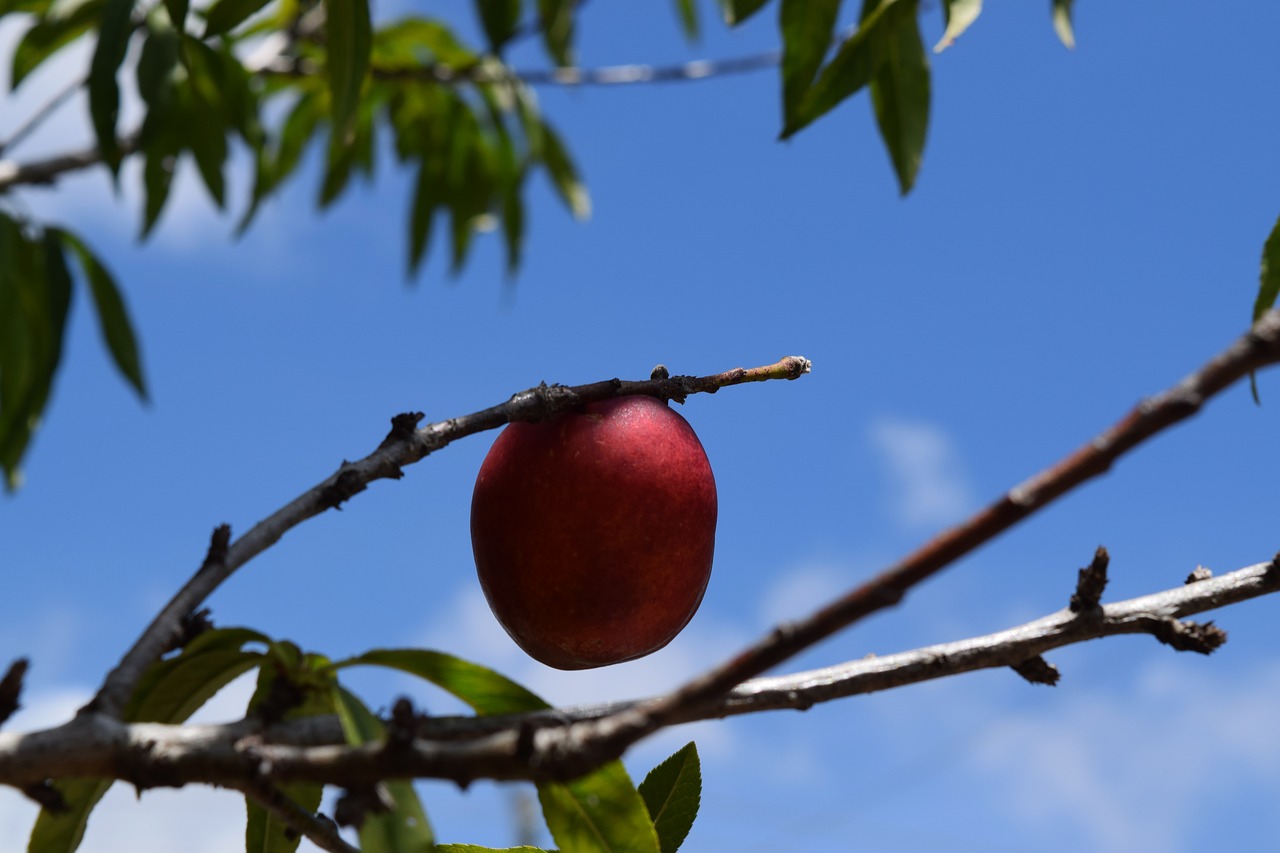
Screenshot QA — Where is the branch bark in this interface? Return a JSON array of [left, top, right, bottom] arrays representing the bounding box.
[[1, 556, 1274, 791]]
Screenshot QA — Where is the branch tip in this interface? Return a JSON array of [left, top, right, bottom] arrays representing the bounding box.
[[334, 784, 396, 829], [1011, 656, 1060, 686], [22, 780, 66, 812], [1069, 546, 1109, 612], [204, 525, 232, 568], [1185, 565, 1213, 584], [650, 364, 670, 380], [0, 658, 30, 726], [1150, 618, 1227, 654]]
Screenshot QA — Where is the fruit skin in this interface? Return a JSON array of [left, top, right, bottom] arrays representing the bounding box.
[[470, 395, 717, 670]]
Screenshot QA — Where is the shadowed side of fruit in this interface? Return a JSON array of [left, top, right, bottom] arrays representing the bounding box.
[[470, 395, 718, 670]]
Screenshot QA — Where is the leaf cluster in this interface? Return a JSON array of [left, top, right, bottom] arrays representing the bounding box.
[[25, 629, 704, 853]]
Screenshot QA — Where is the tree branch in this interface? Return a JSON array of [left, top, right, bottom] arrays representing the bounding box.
[[2, 554, 1274, 792], [233, 777, 357, 853], [85, 357, 811, 719], [559, 311, 1280, 760]]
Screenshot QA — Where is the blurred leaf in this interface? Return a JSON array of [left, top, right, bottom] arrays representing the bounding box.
[[374, 18, 476, 68], [720, 0, 772, 25], [324, 0, 371, 135], [540, 120, 589, 219], [136, 18, 180, 108], [30, 628, 267, 852], [163, 0, 188, 30], [538, 763, 661, 853], [537, 0, 574, 65], [1052, 0, 1075, 49], [782, 0, 898, 138], [139, 123, 181, 236], [332, 648, 550, 714], [672, 0, 698, 40], [434, 847, 550, 852], [179, 36, 230, 206], [202, 0, 272, 37], [275, 90, 326, 182], [637, 743, 701, 853], [11, 0, 104, 89], [320, 98, 376, 207], [87, 0, 135, 175], [501, 164, 526, 275], [244, 653, 335, 853], [330, 685, 436, 852], [934, 0, 980, 52], [408, 156, 441, 275], [54, 229, 147, 399], [869, 0, 928, 193], [0, 220, 71, 491], [779, 0, 841, 132], [477, 0, 520, 53]]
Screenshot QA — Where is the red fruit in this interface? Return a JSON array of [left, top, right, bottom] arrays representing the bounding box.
[[470, 395, 717, 670]]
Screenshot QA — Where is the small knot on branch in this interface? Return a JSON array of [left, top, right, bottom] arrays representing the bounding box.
[[203, 525, 232, 569], [253, 673, 307, 725], [22, 780, 65, 812], [379, 411, 425, 450], [779, 355, 812, 379], [1069, 546, 1110, 612], [334, 784, 396, 829], [320, 463, 367, 510], [1150, 618, 1227, 654], [387, 696, 422, 747], [1011, 656, 1060, 686], [162, 608, 214, 656], [650, 364, 669, 380], [0, 658, 30, 726], [1185, 565, 1213, 584]]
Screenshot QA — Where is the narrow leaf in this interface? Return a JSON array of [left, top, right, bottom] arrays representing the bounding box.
[[1255, 212, 1280, 322], [779, 0, 842, 131], [163, 0, 188, 30], [637, 744, 701, 853], [324, 0, 371, 135], [408, 157, 441, 276], [477, 0, 520, 53], [54, 229, 147, 399], [537, 0, 575, 65], [538, 763, 662, 853], [434, 848, 550, 853], [540, 120, 589, 219], [782, 0, 897, 138], [672, 0, 698, 40], [934, 0, 981, 53], [332, 648, 549, 715], [870, 0, 929, 193], [11, 0, 103, 88], [721, 0, 772, 26], [1051, 0, 1075, 49], [201, 0, 272, 37], [87, 0, 135, 175]]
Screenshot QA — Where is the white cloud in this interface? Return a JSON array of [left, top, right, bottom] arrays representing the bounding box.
[[757, 563, 849, 627], [967, 659, 1280, 851], [868, 415, 975, 529]]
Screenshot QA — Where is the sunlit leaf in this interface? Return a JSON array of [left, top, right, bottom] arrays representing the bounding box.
[[433, 847, 550, 852], [1052, 0, 1075, 49], [54, 229, 147, 399], [539, 763, 661, 853], [332, 648, 549, 714], [324, 0, 371, 135], [779, 0, 841, 132], [934, 0, 980, 52], [637, 743, 701, 853], [1255, 212, 1280, 322], [87, 0, 135, 175], [870, 0, 928, 193], [537, 0, 575, 65], [672, 0, 698, 40]]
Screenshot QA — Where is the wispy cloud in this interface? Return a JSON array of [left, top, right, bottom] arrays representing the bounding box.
[[868, 416, 975, 529]]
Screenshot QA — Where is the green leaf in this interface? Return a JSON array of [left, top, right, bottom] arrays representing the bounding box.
[[434, 848, 551, 852], [332, 648, 550, 715], [330, 685, 436, 852], [782, 0, 899, 138], [0, 222, 72, 492], [637, 743, 701, 853], [201, 0, 272, 37], [672, 0, 698, 40], [408, 156, 441, 276], [374, 18, 476, 69], [1051, 0, 1075, 49], [136, 19, 180, 108], [11, 0, 104, 89], [869, 0, 928, 194], [720, 0, 772, 25], [1255, 212, 1280, 322], [324, 0, 372, 135], [163, 0, 188, 30], [87, 0, 135, 175], [477, 0, 520, 53], [501, 168, 526, 276], [537, 0, 575, 65], [540, 120, 589, 219], [245, 654, 335, 853], [30, 628, 267, 852], [54, 229, 147, 399], [538, 763, 661, 853], [779, 0, 842, 132], [934, 0, 980, 52]]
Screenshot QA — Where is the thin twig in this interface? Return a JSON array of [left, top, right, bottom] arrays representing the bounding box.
[[85, 357, 810, 719], [563, 312, 1280, 760], [3, 556, 1275, 790], [233, 778, 357, 853], [0, 76, 85, 158]]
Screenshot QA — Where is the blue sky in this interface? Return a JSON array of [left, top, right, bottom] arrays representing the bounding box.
[[4, 2, 1280, 851]]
